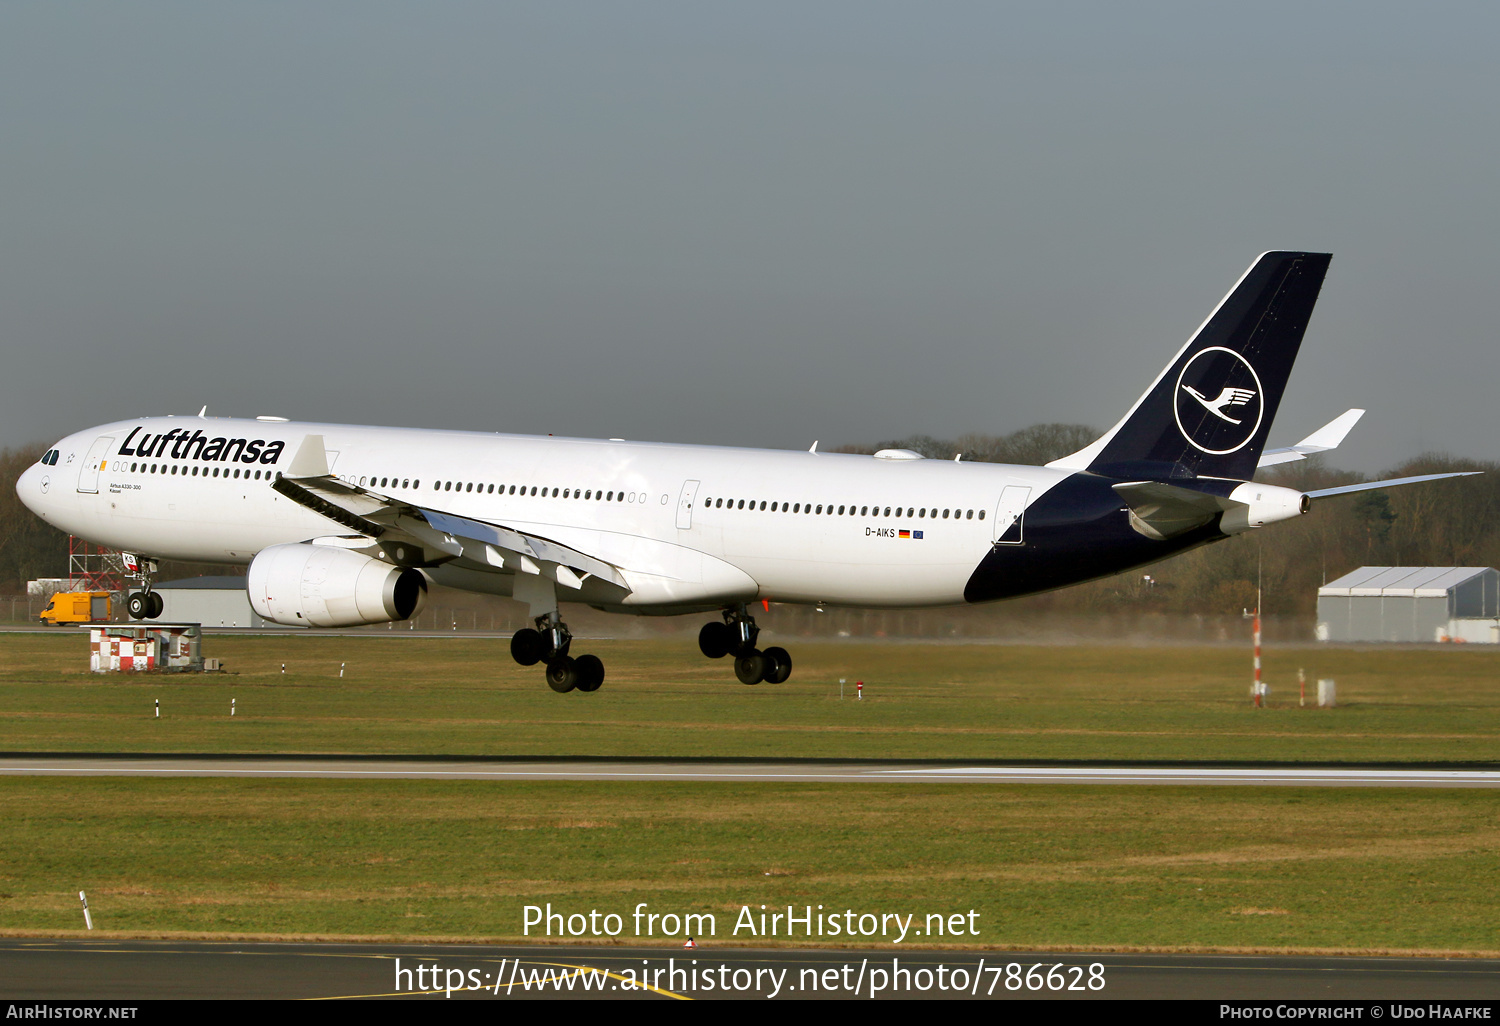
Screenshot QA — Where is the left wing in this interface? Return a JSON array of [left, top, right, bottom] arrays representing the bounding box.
[[272, 435, 629, 596]]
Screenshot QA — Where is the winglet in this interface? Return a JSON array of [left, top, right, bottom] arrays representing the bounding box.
[[1259, 409, 1365, 467], [286, 434, 330, 478]]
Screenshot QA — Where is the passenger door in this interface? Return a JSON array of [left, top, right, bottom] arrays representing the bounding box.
[[992, 485, 1031, 545], [76, 436, 115, 494]]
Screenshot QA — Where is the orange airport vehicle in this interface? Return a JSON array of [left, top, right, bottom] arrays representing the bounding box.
[[38, 591, 111, 626]]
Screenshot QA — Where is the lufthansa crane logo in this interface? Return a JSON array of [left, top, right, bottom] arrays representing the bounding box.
[[1173, 347, 1264, 455]]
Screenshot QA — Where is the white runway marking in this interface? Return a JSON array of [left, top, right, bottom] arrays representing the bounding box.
[[1, 758, 1497, 787]]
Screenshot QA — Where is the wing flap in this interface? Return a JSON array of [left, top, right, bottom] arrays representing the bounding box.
[[419, 507, 628, 589], [272, 475, 387, 537], [272, 470, 630, 592]]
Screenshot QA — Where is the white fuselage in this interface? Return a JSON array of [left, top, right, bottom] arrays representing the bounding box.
[[18, 416, 1071, 611]]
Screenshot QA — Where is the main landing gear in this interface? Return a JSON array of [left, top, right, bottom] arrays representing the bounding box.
[[510, 614, 605, 694], [698, 606, 791, 685], [124, 556, 164, 620]]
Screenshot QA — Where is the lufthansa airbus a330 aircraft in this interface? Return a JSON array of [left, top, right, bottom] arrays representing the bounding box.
[[15, 252, 1475, 692]]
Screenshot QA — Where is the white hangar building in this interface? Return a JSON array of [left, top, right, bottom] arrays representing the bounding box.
[[1316, 566, 1500, 643]]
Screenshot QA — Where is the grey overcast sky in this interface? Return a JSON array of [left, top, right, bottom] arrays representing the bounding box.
[[1, 2, 1496, 471]]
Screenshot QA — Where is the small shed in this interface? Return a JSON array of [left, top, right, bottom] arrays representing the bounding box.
[[90, 623, 203, 672], [146, 576, 284, 629], [1316, 566, 1500, 643]]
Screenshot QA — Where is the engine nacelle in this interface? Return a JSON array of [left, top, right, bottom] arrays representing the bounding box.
[[248, 543, 427, 627], [1220, 483, 1312, 534]]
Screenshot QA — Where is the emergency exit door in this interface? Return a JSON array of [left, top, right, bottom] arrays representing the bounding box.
[[676, 480, 701, 530]]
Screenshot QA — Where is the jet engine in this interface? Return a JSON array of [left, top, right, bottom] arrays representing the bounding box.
[[248, 543, 427, 627], [1220, 483, 1312, 534]]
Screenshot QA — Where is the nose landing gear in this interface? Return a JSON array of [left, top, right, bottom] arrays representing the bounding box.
[[126, 592, 163, 619], [124, 556, 163, 619], [700, 606, 792, 685]]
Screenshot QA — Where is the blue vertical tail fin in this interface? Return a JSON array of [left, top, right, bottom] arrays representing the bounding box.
[[1049, 251, 1332, 481]]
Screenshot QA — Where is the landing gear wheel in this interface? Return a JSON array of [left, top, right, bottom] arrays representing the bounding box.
[[147, 592, 164, 618], [734, 649, 767, 685], [762, 647, 792, 684], [127, 593, 148, 620], [546, 656, 578, 693], [698, 621, 732, 659], [573, 654, 605, 693], [511, 628, 545, 666]]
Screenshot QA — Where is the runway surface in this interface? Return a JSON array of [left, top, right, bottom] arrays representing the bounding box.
[[1, 754, 1498, 787], [2, 939, 1498, 1001]]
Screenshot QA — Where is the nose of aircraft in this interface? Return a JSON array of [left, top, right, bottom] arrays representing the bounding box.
[[15, 461, 50, 518]]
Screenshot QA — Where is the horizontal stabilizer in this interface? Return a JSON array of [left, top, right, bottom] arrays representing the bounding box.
[[1258, 409, 1365, 467], [1305, 472, 1481, 500], [1113, 480, 1238, 540]]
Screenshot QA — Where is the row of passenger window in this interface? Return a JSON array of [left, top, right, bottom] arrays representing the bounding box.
[[333, 474, 657, 505], [106, 458, 983, 523], [426, 480, 645, 504], [117, 461, 272, 480], [702, 496, 986, 521], [355, 476, 419, 490], [106, 457, 985, 524]]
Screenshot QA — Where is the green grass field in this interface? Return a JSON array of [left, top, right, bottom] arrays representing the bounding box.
[[2, 779, 1497, 953], [2, 632, 1499, 762], [2, 631, 1497, 953]]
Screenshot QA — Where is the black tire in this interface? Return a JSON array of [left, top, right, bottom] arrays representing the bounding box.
[[146, 592, 164, 618], [126, 593, 147, 620], [574, 654, 605, 693], [511, 628, 545, 666], [546, 656, 578, 693], [734, 649, 767, 685], [762, 647, 792, 684], [698, 621, 732, 659]]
